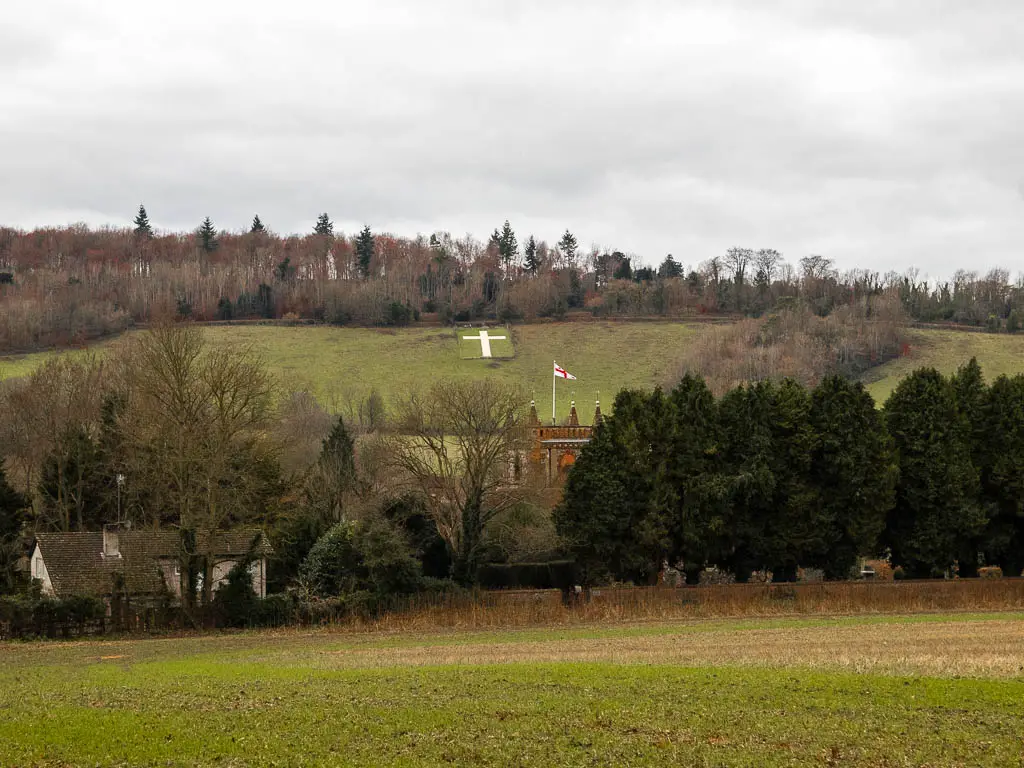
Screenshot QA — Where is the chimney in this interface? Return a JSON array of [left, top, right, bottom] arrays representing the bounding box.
[[102, 524, 122, 559], [568, 400, 579, 427]]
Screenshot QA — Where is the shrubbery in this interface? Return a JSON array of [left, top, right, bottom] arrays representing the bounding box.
[[0, 593, 106, 639]]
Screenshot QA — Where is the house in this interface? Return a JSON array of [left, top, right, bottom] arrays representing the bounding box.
[[30, 526, 272, 601]]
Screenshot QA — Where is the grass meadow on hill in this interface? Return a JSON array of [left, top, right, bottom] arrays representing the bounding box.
[[4, 323, 1024, 411], [2, 611, 1023, 767], [0, 322, 699, 417], [863, 328, 1024, 403]]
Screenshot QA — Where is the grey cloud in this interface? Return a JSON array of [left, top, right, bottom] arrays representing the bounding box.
[[2, 0, 1023, 277]]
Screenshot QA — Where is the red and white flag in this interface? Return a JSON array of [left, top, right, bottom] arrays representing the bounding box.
[[553, 362, 577, 380]]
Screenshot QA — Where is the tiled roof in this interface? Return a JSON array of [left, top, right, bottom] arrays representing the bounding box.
[[34, 528, 271, 597]]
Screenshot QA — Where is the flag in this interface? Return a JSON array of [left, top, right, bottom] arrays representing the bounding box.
[[554, 362, 577, 380]]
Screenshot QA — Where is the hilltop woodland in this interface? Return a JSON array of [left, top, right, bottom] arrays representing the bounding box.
[[2, 210, 1024, 353], [2, 321, 1023, 630]]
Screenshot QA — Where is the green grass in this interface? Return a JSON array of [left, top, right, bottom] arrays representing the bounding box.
[[5, 324, 1024, 415], [864, 329, 1024, 405], [1, 613, 1023, 767], [0, 322, 698, 419]]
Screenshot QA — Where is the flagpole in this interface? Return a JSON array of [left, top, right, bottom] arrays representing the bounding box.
[[552, 361, 556, 425]]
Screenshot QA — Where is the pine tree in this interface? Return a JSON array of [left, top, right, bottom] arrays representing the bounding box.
[[250, 215, 266, 234], [133, 204, 153, 239], [355, 225, 375, 278], [658, 254, 683, 279], [197, 216, 219, 253], [808, 376, 897, 578], [523, 235, 540, 275], [497, 220, 518, 275], [558, 229, 578, 266], [304, 417, 358, 525], [884, 368, 986, 577], [314, 213, 334, 237]]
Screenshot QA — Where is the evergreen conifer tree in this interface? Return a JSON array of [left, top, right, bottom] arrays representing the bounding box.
[[133, 204, 153, 239], [0, 461, 27, 594], [197, 217, 219, 253], [557, 229, 578, 266], [658, 254, 683, 279], [664, 374, 731, 581], [497, 220, 518, 275], [523, 235, 540, 275], [808, 376, 897, 578], [977, 374, 1024, 575], [250, 215, 266, 234], [554, 389, 668, 584], [884, 368, 986, 577], [314, 213, 334, 237], [355, 225, 375, 278]]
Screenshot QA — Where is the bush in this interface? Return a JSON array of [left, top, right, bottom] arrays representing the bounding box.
[[893, 566, 906, 580], [299, 517, 425, 601], [978, 566, 1004, 579], [0, 593, 106, 639], [212, 554, 260, 628]]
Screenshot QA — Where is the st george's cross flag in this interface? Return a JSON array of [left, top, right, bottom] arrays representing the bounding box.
[[553, 362, 577, 380]]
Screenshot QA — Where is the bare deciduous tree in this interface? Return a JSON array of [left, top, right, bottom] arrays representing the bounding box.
[[113, 323, 277, 615], [388, 379, 532, 585]]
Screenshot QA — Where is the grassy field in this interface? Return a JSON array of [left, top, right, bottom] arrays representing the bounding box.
[[1, 612, 1023, 767], [864, 328, 1024, 404], [0, 322, 699, 419], [4, 323, 1024, 413]]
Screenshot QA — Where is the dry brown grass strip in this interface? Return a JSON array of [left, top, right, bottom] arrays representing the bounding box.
[[322, 618, 1024, 678]]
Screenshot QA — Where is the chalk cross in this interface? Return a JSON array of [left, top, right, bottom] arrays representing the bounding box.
[[464, 329, 506, 358]]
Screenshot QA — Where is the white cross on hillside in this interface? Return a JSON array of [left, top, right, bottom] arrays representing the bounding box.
[[464, 329, 506, 358]]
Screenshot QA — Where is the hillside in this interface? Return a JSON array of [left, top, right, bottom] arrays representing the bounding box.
[[4, 323, 1024, 413], [863, 329, 1024, 404], [0, 322, 699, 420]]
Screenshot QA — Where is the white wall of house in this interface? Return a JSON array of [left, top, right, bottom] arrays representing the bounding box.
[[157, 556, 268, 599], [30, 545, 54, 596]]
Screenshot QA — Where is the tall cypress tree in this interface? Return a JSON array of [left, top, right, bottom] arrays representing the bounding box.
[[978, 374, 1024, 575], [251, 215, 266, 234], [0, 461, 27, 594], [133, 204, 153, 239], [197, 216, 219, 253], [884, 368, 986, 577], [808, 376, 897, 578], [664, 374, 730, 581], [554, 389, 669, 585], [355, 225, 375, 278], [719, 379, 820, 582]]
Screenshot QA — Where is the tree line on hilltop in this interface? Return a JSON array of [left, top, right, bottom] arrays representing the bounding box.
[[2, 207, 1024, 353], [557, 359, 1024, 583]]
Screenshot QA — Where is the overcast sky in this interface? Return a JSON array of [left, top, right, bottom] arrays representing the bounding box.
[[3, 0, 1022, 276]]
